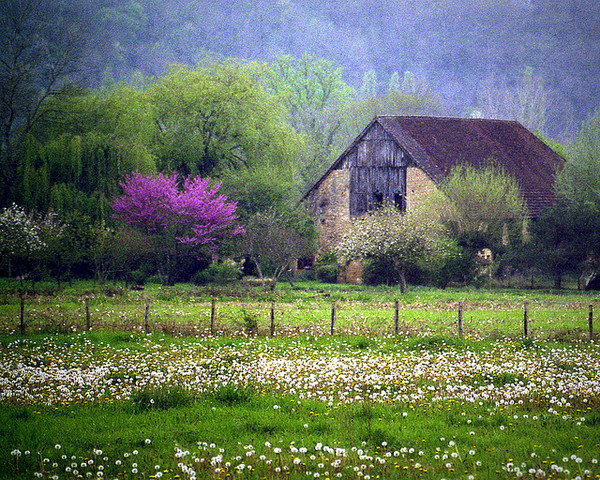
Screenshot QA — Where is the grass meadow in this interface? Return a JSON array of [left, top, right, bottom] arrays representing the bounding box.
[[0, 279, 599, 479]]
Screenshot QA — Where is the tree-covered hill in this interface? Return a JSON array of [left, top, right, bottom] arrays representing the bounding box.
[[12, 0, 600, 140]]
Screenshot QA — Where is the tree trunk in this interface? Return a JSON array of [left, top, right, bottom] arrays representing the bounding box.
[[252, 256, 267, 290], [554, 273, 562, 289], [530, 272, 534, 290], [398, 267, 407, 294]]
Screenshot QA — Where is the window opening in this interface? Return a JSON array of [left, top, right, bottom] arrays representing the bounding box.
[[394, 192, 406, 212]]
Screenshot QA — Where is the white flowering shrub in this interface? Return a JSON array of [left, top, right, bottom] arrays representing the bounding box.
[[0, 204, 45, 257], [335, 203, 448, 290], [0, 204, 65, 279]]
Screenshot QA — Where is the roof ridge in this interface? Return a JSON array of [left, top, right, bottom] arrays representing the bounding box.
[[376, 114, 522, 125]]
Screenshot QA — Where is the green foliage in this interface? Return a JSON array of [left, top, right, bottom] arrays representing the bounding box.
[[433, 164, 527, 250], [148, 59, 300, 177], [266, 53, 355, 187], [362, 257, 401, 286], [313, 253, 339, 284], [18, 83, 156, 221], [220, 165, 297, 219], [193, 262, 242, 286], [547, 109, 600, 286], [536, 131, 567, 158], [556, 107, 600, 209], [241, 310, 259, 335], [529, 200, 600, 287]]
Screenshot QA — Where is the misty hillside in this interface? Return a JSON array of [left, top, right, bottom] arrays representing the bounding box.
[[12, 0, 600, 139]]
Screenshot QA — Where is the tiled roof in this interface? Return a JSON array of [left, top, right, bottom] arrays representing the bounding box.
[[376, 116, 565, 217]]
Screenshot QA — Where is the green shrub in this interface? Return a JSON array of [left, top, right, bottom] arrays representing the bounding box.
[[242, 310, 259, 335], [193, 262, 242, 286], [146, 275, 165, 285], [351, 337, 371, 350], [130, 269, 149, 285], [363, 258, 401, 286], [314, 253, 339, 283]]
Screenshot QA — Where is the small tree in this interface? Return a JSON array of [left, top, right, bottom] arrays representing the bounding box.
[[112, 173, 243, 284], [434, 164, 527, 249], [542, 107, 600, 288], [531, 200, 600, 289], [335, 203, 448, 293], [235, 207, 315, 291]]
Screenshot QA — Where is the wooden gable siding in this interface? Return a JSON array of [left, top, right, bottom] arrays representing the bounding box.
[[343, 122, 409, 216]]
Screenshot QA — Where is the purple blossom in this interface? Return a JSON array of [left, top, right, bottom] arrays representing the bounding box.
[[112, 173, 243, 251]]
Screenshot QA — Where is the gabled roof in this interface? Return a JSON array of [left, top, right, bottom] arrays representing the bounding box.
[[304, 115, 565, 217]]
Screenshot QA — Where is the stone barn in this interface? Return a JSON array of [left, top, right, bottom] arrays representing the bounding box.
[[302, 115, 565, 283]]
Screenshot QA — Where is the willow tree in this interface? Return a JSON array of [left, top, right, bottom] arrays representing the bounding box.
[[17, 83, 156, 220], [147, 59, 301, 178]]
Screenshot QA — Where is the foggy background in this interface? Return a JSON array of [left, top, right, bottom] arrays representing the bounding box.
[[14, 0, 600, 141]]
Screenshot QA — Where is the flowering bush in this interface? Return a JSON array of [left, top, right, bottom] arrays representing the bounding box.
[[112, 173, 243, 249], [335, 204, 448, 291], [112, 173, 243, 283]]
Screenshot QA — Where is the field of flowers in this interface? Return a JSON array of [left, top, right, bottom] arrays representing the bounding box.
[[1, 332, 600, 479]]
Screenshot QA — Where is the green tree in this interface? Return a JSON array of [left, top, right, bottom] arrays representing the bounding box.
[[544, 107, 600, 288], [556, 107, 600, 208], [147, 59, 300, 177], [0, 0, 83, 203], [234, 207, 316, 291], [528, 200, 600, 289], [433, 164, 527, 251], [18, 83, 156, 221], [266, 54, 354, 187]]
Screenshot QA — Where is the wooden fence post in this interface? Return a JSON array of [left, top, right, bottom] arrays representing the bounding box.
[[144, 298, 150, 333], [523, 302, 529, 338], [589, 304, 594, 342], [270, 300, 275, 337], [19, 294, 25, 335], [210, 299, 216, 335], [330, 302, 336, 336], [85, 297, 90, 331], [394, 300, 399, 336], [458, 302, 464, 338]]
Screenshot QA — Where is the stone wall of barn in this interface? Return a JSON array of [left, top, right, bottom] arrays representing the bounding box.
[[305, 169, 351, 255], [406, 166, 438, 209], [306, 166, 440, 285]]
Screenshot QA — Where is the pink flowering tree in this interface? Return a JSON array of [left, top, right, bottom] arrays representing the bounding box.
[[112, 173, 243, 283]]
